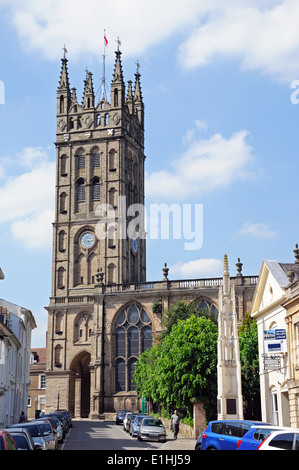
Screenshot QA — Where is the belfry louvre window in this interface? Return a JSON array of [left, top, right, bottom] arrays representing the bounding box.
[[114, 304, 152, 392], [77, 153, 85, 168], [92, 178, 100, 201], [77, 179, 85, 202]]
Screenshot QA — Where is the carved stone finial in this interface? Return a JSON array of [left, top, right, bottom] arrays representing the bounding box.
[[294, 244, 299, 264], [224, 254, 229, 275], [236, 258, 243, 277], [162, 262, 169, 280], [287, 269, 295, 285]]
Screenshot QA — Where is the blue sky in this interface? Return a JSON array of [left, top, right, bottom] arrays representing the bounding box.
[[1, 0, 299, 346]]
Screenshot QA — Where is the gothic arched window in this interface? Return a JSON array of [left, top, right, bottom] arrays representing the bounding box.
[[114, 304, 152, 392], [77, 178, 85, 202], [91, 177, 100, 201]]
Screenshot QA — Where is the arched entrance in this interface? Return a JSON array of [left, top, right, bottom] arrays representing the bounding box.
[[69, 351, 91, 418]]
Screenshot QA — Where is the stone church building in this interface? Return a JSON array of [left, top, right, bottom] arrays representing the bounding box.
[[45, 48, 257, 418]]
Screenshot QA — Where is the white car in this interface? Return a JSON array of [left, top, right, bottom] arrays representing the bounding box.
[[258, 429, 299, 450]]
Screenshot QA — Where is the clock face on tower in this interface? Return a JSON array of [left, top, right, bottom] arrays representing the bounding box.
[[80, 231, 96, 249]]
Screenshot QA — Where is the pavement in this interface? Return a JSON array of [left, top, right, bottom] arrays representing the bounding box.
[[161, 428, 196, 451]]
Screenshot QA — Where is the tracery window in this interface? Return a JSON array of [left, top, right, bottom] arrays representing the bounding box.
[[114, 304, 152, 392]]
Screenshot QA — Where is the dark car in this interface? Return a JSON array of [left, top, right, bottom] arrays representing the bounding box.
[[5, 427, 42, 450], [200, 420, 268, 450], [115, 409, 131, 424], [11, 422, 47, 450], [55, 409, 72, 428], [0, 430, 18, 450]]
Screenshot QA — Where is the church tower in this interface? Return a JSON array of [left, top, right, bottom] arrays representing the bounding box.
[[53, 47, 146, 296]]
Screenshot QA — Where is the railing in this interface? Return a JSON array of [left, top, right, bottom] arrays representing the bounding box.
[[51, 275, 258, 304]]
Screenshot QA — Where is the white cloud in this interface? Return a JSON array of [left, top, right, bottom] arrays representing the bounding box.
[[10, 209, 54, 249], [2, 1, 299, 82], [236, 221, 278, 239], [1, 0, 203, 61], [0, 146, 55, 249], [146, 125, 254, 201], [178, 0, 299, 82], [171, 258, 223, 279]]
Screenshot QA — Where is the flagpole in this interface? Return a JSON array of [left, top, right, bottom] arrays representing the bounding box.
[[101, 30, 107, 100]]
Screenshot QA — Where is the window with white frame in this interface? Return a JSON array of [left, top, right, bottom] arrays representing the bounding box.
[[39, 374, 46, 389]]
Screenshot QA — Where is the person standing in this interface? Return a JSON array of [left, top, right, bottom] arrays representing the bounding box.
[[170, 409, 181, 440]]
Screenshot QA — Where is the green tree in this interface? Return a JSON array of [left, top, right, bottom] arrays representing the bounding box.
[[135, 314, 218, 421], [238, 312, 261, 420], [162, 299, 217, 336]]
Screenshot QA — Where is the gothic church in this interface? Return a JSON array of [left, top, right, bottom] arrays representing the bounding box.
[[45, 48, 257, 418]]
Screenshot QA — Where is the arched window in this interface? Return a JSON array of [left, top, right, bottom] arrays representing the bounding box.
[[54, 345, 63, 367], [59, 192, 67, 214], [75, 313, 92, 343], [77, 151, 85, 169], [77, 179, 85, 202], [60, 154, 67, 176], [58, 230, 66, 252], [109, 149, 116, 171], [55, 312, 63, 334], [59, 96, 64, 114], [57, 267, 65, 289], [114, 88, 118, 107], [108, 263, 116, 285], [114, 304, 152, 392], [92, 178, 100, 201]]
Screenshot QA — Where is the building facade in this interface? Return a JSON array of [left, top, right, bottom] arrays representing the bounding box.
[[28, 348, 47, 420], [45, 49, 257, 418], [251, 247, 299, 428], [0, 302, 36, 427]]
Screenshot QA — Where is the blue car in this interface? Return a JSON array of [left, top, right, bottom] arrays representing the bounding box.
[[200, 420, 268, 450], [130, 415, 149, 437], [236, 425, 286, 450]]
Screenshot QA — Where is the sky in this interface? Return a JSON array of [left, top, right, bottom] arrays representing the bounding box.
[[1, 0, 299, 347]]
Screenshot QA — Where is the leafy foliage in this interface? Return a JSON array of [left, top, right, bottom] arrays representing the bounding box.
[[135, 314, 218, 421]]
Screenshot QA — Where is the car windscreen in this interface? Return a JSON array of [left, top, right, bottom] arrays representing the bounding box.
[[21, 425, 42, 437], [38, 423, 52, 435], [12, 435, 30, 450], [142, 419, 163, 427]]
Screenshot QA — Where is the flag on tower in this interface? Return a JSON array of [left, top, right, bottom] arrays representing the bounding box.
[[104, 34, 108, 46]]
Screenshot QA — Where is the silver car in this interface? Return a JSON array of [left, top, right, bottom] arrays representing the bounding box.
[[33, 418, 58, 450], [137, 417, 167, 442], [123, 412, 132, 432]]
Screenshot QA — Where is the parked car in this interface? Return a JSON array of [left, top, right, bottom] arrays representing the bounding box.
[[258, 429, 299, 450], [11, 423, 47, 450], [44, 415, 64, 443], [33, 418, 58, 450], [123, 412, 132, 431], [45, 412, 69, 436], [195, 433, 202, 450], [236, 425, 287, 450], [0, 430, 18, 450], [130, 414, 149, 437], [4, 427, 42, 450], [116, 409, 131, 425], [55, 410, 72, 428], [125, 413, 136, 432], [200, 420, 268, 450], [137, 417, 167, 442]]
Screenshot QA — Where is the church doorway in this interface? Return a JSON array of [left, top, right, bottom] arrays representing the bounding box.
[[69, 351, 91, 418]]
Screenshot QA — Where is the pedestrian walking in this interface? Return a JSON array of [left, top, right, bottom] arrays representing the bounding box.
[[19, 411, 26, 423], [170, 409, 181, 440]]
